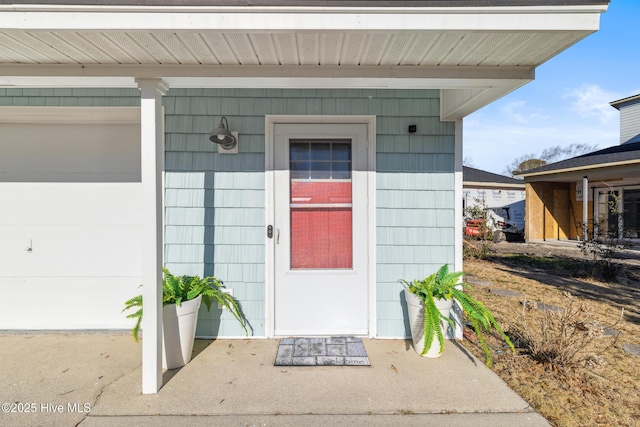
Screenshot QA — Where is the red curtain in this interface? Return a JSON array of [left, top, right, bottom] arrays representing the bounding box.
[[290, 181, 352, 269]]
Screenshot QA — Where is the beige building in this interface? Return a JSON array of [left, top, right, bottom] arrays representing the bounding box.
[[517, 94, 640, 242]]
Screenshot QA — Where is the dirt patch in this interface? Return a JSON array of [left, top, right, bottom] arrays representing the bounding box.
[[491, 241, 640, 266], [461, 242, 640, 427]]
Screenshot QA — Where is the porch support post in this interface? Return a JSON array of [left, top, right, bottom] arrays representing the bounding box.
[[453, 118, 463, 340], [582, 176, 589, 241], [137, 78, 168, 394]]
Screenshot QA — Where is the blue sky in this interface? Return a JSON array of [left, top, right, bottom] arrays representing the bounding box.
[[464, 0, 640, 175]]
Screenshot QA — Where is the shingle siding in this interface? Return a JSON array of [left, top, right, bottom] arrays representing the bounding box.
[[163, 88, 454, 338], [375, 140, 455, 337], [0, 88, 140, 107], [619, 100, 640, 145], [1, 87, 454, 338]]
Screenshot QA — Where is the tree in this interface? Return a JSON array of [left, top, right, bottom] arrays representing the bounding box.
[[511, 157, 547, 176], [504, 143, 598, 178], [539, 143, 598, 163], [463, 156, 475, 167]]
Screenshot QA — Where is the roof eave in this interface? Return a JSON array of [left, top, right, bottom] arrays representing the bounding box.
[[516, 158, 640, 179], [463, 181, 525, 189], [610, 93, 640, 110], [0, 3, 609, 30]]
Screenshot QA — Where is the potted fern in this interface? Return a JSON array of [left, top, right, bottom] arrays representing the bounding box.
[[123, 268, 248, 369], [401, 264, 513, 366]]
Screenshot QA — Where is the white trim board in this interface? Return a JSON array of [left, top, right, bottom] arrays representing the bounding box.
[[0, 7, 607, 31]]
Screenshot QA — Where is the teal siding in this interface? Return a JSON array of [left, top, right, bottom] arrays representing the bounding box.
[[162, 89, 251, 336], [2, 87, 455, 338], [0, 88, 140, 107], [163, 88, 454, 339], [375, 121, 455, 338]]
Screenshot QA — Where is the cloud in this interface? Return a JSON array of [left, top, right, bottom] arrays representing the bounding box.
[[562, 84, 621, 123], [500, 100, 542, 124], [464, 115, 618, 175], [463, 83, 624, 175]]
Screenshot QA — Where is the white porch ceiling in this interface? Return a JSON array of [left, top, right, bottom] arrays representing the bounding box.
[[0, 29, 583, 68], [0, 4, 608, 119]]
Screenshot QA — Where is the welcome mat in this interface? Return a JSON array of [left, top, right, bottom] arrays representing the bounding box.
[[275, 337, 370, 366]]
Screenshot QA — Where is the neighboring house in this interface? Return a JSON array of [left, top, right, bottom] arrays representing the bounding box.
[[0, 1, 609, 392], [463, 166, 526, 232], [517, 94, 640, 242]]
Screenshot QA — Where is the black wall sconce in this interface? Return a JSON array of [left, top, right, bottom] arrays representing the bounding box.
[[209, 116, 238, 152], [408, 125, 417, 133]]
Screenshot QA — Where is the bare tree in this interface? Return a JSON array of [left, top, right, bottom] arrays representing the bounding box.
[[540, 143, 598, 163], [504, 143, 599, 178], [509, 158, 547, 176], [463, 156, 475, 167]]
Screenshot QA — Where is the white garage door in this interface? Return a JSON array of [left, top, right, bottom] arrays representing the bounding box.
[[0, 107, 144, 329]]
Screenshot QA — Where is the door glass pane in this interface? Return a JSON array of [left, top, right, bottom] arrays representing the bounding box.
[[311, 143, 331, 161], [332, 143, 351, 161], [290, 139, 352, 269], [623, 190, 640, 238], [290, 143, 310, 161], [598, 191, 619, 237], [310, 161, 331, 179]]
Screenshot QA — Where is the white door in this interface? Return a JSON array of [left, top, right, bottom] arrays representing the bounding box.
[[273, 123, 369, 336]]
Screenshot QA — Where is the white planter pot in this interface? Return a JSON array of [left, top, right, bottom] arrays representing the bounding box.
[[403, 290, 453, 358], [162, 295, 202, 369]]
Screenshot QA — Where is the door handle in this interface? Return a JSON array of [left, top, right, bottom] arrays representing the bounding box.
[[276, 228, 280, 244]]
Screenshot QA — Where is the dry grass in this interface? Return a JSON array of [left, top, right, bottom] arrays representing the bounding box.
[[461, 246, 640, 427]]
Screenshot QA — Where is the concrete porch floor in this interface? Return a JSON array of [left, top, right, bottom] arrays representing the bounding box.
[[0, 333, 549, 426]]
